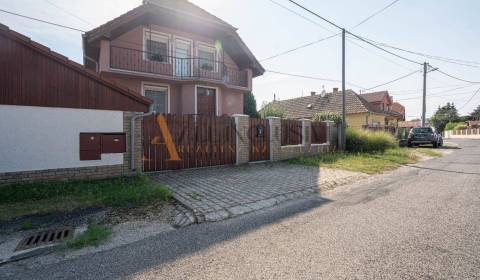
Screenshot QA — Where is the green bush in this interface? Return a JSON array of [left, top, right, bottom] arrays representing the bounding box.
[[259, 103, 287, 118], [346, 128, 397, 153], [454, 124, 468, 130], [445, 122, 463, 131], [312, 112, 342, 124]]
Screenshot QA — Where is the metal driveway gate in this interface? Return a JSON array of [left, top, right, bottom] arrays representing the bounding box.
[[142, 114, 236, 171]]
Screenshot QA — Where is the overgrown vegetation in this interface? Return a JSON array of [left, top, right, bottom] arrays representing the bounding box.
[[0, 176, 171, 221], [445, 122, 466, 130], [290, 128, 444, 174], [289, 148, 418, 174], [346, 128, 397, 153], [259, 102, 287, 118], [312, 111, 342, 124], [67, 224, 112, 249]]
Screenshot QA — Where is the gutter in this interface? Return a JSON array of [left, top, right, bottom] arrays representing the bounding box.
[[82, 33, 99, 72], [130, 109, 155, 171]]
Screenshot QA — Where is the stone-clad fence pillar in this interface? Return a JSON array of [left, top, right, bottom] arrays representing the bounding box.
[[233, 114, 249, 165]]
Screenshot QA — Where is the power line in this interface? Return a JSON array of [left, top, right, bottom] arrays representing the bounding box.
[[43, 0, 94, 27], [352, 0, 401, 29], [284, 0, 422, 65], [436, 70, 480, 84], [0, 9, 87, 32], [267, 0, 334, 33], [262, 0, 405, 63], [356, 37, 480, 67], [363, 69, 421, 91], [259, 33, 340, 62], [265, 69, 366, 89], [459, 87, 480, 110]]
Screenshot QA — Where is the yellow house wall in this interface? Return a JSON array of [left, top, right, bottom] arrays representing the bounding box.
[[345, 113, 387, 129]]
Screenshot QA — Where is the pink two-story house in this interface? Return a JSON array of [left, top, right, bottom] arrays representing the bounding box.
[[83, 0, 264, 116]]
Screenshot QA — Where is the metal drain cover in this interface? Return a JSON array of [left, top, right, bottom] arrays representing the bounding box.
[[15, 227, 74, 251]]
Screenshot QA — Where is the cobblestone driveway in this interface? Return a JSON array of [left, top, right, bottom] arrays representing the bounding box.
[[153, 163, 366, 225]]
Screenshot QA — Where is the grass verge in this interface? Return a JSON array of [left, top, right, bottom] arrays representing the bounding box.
[[67, 224, 112, 249], [414, 148, 442, 157], [289, 148, 420, 174], [0, 176, 171, 221]]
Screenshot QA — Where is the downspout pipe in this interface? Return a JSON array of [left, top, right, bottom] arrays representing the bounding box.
[[131, 109, 155, 171]]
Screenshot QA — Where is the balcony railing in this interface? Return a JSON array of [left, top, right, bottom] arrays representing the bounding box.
[[109, 46, 248, 88]]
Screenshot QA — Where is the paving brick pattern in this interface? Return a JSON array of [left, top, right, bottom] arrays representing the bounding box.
[[153, 163, 367, 223]]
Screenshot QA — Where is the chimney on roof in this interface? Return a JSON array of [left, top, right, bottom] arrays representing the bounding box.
[[333, 88, 338, 93], [310, 91, 316, 96]]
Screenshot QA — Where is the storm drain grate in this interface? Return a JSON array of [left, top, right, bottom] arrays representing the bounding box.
[[15, 227, 74, 251]]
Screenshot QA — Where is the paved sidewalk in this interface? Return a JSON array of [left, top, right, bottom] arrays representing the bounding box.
[[153, 163, 366, 224]]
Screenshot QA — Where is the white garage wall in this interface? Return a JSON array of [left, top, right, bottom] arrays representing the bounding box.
[[0, 105, 124, 173]]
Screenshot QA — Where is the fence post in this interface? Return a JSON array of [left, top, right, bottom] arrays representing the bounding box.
[[233, 114, 249, 165], [267, 117, 281, 161], [301, 119, 311, 156]]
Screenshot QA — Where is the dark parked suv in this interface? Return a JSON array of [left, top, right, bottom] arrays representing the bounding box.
[[408, 127, 443, 148]]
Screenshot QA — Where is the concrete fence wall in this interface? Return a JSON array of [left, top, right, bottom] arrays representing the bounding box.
[[234, 115, 337, 164], [444, 129, 480, 139]]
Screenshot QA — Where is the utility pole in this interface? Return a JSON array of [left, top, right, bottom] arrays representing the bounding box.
[[422, 62, 427, 126], [341, 28, 346, 150]]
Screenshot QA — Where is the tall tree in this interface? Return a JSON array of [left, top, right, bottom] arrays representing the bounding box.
[[470, 104, 480, 120], [430, 102, 460, 132], [243, 91, 259, 118]]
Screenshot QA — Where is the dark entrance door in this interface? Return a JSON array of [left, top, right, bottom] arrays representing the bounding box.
[[197, 87, 216, 115], [249, 118, 270, 162]]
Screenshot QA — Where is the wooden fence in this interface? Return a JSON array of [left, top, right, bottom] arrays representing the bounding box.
[[311, 122, 327, 144], [281, 119, 302, 146], [142, 114, 236, 171], [249, 118, 270, 161]]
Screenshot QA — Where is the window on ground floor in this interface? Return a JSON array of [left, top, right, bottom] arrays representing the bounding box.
[[143, 85, 168, 113]]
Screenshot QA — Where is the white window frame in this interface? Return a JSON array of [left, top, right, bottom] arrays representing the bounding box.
[[173, 36, 194, 76], [194, 85, 219, 116], [141, 82, 170, 113], [142, 28, 171, 63], [196, 42, 218, 72]]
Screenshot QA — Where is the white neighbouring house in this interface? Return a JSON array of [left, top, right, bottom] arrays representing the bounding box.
[[0, 24, 152, 185]]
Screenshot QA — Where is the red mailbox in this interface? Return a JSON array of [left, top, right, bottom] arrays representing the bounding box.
[[101, 133, 126, 154]]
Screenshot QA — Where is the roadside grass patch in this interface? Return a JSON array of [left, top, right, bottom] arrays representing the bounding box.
[[414, 148, 442, 157], [0, 176, 171, 221], [289, 148, 418, 174], [19, 220, 34, 230], [67, 224, 112, 249]]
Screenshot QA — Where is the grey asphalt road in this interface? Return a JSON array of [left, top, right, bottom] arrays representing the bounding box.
[[2, 139, 479, 279]]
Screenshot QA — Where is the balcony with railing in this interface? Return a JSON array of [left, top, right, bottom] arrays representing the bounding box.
[[109, 46, 248, 88]]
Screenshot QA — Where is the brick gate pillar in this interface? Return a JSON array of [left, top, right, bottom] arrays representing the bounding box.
[[267, 117, 281, 161], [233, 114, 249, 165]]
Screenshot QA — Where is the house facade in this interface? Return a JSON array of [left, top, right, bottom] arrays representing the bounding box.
[[83, 0, 264, 116], [359, 91, 405, 125]]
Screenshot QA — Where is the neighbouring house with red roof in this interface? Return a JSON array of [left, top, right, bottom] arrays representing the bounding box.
[[83, 0, 264, 116], [360, 91, 405, 123], [262, 88, 402, 129]]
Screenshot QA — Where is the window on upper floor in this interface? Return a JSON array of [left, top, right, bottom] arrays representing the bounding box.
[[144, 30, 170, 63], [197, 44, 217, 72]]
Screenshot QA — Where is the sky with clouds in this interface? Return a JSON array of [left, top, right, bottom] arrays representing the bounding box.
[[1, 0, 479, 119]]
